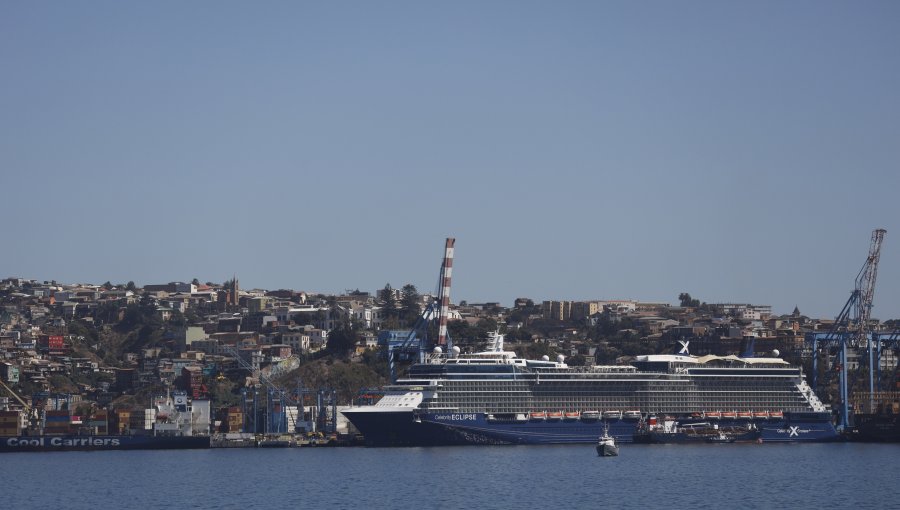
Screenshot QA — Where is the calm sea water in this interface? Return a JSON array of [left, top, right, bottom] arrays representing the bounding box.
[[8, 443, 900, 510]]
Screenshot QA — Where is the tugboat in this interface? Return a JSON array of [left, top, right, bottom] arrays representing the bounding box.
[[596, 424, 619, 456]]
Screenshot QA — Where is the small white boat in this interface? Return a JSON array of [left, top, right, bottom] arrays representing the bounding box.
[[596, 425, 619, 457], [603, 410, 623, 420]]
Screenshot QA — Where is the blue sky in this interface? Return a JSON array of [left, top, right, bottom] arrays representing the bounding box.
[[2, 2, 899, 319]]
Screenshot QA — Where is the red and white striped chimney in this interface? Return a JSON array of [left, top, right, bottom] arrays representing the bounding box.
[[437, 237, 455, 346]]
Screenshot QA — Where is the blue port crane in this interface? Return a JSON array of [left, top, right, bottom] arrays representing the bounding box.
[[225, 345, 298, 434], [387, 238, 456, 382], [807, 229, 886, 429]]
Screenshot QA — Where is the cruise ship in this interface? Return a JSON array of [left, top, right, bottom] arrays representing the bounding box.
[[342, 333, 839, 445]]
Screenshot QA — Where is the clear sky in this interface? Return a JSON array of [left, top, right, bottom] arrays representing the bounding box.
[[2, 2, 899, 319]]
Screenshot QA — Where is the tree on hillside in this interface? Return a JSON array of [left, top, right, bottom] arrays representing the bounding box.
[[326, 323, 359, 358], [400, 284, 420, 326], [379, 284, 399, 329], [679, 292, 700, 308]]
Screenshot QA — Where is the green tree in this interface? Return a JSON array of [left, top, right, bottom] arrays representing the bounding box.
[[326, 323, 359, 358], [209, 379, 241, 407], [126, 281, 136, 291], [378, 284, 398, 328], [679, 292, 700, 308], [522, 342, 554, 360], [505, 327, 533, 343], [400, 284, 420, 326], [594, 344, 622, 364]]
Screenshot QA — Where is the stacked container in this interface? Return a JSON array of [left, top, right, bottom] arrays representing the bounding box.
[[87, 410, 109, 435], [0, 410, 20, 436], [113, 410, 131, 435], [226, 407, 243, 433], [43, 410, 70, 435]]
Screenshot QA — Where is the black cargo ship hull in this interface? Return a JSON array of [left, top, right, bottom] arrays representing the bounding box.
[[849, 414, 900, 442], [1, 435, 210, 452]]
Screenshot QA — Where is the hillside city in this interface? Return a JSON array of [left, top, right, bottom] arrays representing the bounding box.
[[2, 276, 897, 433]]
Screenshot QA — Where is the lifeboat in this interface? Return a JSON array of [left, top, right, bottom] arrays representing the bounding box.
[[722, 411, 737, 419], [581, 411, 601, 421], [753, 411, 769, 419], [769, 410, 784, 420], [564, 411, 580, 420], [623, 410, 641, 420], [603, 410, 623, 420], [737, 411, 752, 419], [705, 411, 721, 419], [530, 411, 546, 420], [546, 411, 563, 421]]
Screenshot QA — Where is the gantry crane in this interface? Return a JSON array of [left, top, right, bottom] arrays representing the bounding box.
[[225, 345, 299, 434], [808, 229, 886, 429]]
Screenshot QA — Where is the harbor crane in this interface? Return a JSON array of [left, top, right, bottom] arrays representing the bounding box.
[[388, 238, 456, 382], [224, 345, 299, 434], [808, 228, 886, 429]]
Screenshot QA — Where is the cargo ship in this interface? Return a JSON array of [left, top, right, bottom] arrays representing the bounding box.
[[849, 413, 900, 442], [342, 333, 839, 445], [0, 392, 210, 453], [847, 396, 900, 442], [1, 434, 209, 452]]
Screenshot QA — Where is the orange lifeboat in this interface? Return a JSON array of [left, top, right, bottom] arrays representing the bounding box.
[[530, 411, 546, 420], [546, 411, 563, 421], [564, 411, 580, 420]]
